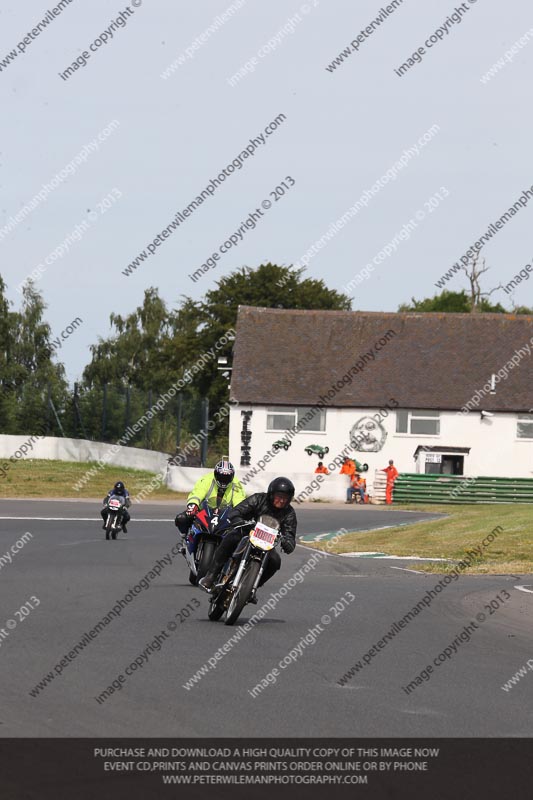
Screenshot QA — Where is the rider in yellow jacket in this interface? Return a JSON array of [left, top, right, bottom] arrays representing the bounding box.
[[174, 459, 246, 546]]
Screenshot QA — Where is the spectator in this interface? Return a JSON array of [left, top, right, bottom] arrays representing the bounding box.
[[315, 461, 329, 475], [353, 473, 367, 503], [339, 457, 356, 477], [341, 457, 356, 503], [382, 459, 399, 504]]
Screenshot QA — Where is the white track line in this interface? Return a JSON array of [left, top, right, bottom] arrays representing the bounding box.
[[514, 585, 533, 594], [389, 566, 426, 575], [0, 517, 173, 522]]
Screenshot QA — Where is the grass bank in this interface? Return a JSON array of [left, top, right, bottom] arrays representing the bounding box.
[[306, 504, 532, 574], [0, 459, 186, 501]]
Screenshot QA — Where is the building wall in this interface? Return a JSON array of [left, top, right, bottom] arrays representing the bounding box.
[[229, 405, 533, 483]]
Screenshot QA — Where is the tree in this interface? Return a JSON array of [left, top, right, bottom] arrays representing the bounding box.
[[80, 264, 352, 452], [83, 288, 176, 390], [461, 253, 503, 312], [399, 289, 507, 314], [0, 277, 68, 435], [179, 262, 352, 403], [399, 256, 526, 314]]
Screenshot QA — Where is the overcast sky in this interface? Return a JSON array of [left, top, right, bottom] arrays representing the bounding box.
[[1, 0, 532, 381]]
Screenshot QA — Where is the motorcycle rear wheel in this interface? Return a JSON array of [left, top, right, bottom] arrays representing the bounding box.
[[225, 560, 260, 626]]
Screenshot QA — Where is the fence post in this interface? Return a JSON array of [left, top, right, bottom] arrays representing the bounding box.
[[73, 382, 88, 440], [146, 389, 153, 449], [176, 393, 182, 449], [200, 397, 209, 466], [125, 385, 131, 433], [101, 383, 107, 441]]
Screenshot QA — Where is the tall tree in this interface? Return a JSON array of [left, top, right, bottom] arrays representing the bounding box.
[[0, 277, 67, 435], [83, 288, 177, 390], [177, 262, 352, 418]]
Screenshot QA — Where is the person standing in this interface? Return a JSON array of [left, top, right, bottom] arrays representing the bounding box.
[[382, 459, 399, 504], [340, 457, 356, 503], [315, 462, 329, 475]]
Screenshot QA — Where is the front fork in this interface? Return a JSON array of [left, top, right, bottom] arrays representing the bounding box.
[[231, 545, 268, 593]]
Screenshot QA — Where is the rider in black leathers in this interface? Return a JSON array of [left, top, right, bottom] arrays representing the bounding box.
[[101, 481, 131, 533], [199, 477, 297, 597]]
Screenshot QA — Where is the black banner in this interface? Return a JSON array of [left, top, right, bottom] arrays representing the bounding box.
[[2, 738, 532, 799]]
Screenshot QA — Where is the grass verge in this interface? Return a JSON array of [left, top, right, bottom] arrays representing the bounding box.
[[0, 459, 186, 501], [305, 504, 532, 575]]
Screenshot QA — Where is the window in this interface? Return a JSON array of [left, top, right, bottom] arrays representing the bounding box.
[[517, 414, 533, 439], [266, 408, 295, 431], [396, 410, 440, 435], [266, 406, 326, 432]]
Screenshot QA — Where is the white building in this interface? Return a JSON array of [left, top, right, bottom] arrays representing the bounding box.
[[228, 307, 533, 500]]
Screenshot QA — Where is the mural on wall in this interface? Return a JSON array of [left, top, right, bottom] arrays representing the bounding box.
[[350, 415, 387, 452], [240, 410, 252, 466], [304, 444, 330, 459]]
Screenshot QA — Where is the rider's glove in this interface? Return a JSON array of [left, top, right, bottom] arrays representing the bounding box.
[[281, 536, 295, 554], [186, 503, 198, 516]]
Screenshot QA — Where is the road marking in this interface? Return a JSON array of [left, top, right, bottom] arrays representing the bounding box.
[[514, 585, 533, 594], [58, 539, 103, 546], [339, 552, 450, 560], [390, 566, 426, 575], [0, 517, 173, 522]]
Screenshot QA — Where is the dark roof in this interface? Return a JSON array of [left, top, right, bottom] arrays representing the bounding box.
[[414, 446, 471, 454], [230, 307, 533, 412]]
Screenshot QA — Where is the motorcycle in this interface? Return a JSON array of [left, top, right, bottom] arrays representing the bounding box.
[[184, 500, 232, 586], [208, 515, 280, 626], [104, 495, 127, 540]]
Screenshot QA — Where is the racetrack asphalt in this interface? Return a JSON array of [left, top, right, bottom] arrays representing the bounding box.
[[0, 499, 531, 737]]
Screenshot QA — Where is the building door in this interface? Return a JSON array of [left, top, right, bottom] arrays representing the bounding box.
[[441, 455, 464, 475]]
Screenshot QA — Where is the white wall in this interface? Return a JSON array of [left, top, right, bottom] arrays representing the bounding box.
[[229, 405, 533, 482], [167, 465, 351, 503], [0, 435, 170, 474]]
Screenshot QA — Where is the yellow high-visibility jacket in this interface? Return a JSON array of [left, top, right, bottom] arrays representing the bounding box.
[[187, 473, 246, 509]]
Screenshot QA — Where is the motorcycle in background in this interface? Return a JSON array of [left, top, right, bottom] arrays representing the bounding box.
[[208, 515, 280, 626], [104, 495, 127, 540], [184, 500, 232, 586]]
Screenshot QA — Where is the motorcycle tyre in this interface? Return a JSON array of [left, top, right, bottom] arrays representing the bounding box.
[[196, 540, 216, 583], [224, 560, 260, 626], [208, 591, 226, 621]]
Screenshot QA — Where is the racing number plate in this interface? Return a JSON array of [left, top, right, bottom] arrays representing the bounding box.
[[251, 522, 278, 546]]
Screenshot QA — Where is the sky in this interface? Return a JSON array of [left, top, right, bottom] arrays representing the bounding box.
[[1, 0, 532, 382]]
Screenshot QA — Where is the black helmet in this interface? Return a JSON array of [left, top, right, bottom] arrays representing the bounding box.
[[214, 459, 235, 489], [114, 481, 125, 494], [267, 476, 295, 503]]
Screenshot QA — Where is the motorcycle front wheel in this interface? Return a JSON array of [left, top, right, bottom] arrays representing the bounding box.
[[224, 560, 260, 626], [208, 591, 226, 621], [196, 540, 216, 582]]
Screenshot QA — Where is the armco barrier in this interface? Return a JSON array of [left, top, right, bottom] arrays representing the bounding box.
[[0, 435, 170, 475], [393, 473, 533, 504]]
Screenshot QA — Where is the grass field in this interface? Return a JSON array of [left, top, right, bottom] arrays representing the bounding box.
[[0, 459, 186, 502], [306, 504, 533, 575]]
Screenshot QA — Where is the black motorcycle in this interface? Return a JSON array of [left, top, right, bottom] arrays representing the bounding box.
[[208, 515, 280, 626], [103, 495, 127, 540]]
